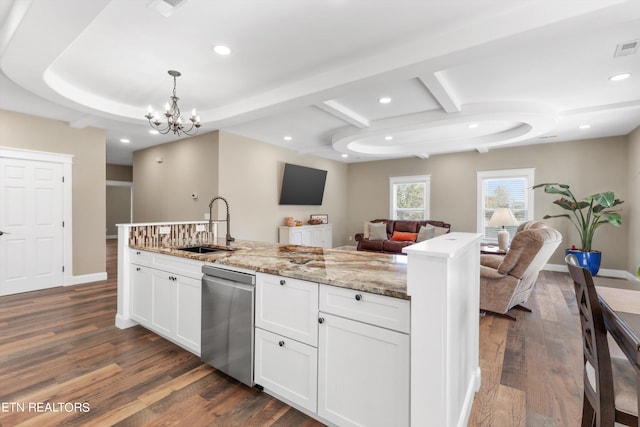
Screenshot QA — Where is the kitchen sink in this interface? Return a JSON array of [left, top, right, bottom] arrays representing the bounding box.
[[177, 246, 233, 254]]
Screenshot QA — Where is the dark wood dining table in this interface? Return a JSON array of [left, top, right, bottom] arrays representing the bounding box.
[[596, 276, 640, 424]]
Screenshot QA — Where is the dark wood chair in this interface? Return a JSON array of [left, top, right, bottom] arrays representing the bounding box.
[[565, 254, 638, 426]]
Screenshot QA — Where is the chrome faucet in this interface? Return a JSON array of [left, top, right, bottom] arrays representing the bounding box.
[[209, 196, 235, 247]]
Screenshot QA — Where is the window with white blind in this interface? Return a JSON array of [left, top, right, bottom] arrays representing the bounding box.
[[389, 175, 430, 220], [477, 168, 534, 242]]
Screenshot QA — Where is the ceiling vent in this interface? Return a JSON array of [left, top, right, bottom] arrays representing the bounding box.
[[614, 39, 639, 58], [147, 0, 187, 17]]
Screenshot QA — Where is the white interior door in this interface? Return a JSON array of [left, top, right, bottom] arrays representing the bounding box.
[[0, 157, 64, 295]]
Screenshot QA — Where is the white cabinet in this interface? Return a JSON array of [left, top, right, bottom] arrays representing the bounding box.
[[318, 285, 410, 427], [255, 328, 318, 412], [129, 249, 203, 355], [255, 273, 318, 346], [254, 272, 319, 413], [279, 224, 332, 248], [130, 264, 152, 324]]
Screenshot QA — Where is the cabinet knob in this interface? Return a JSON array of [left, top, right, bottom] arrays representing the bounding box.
[[279, 279, 286, 286], [355, 294, 362, 301], [136, 251, 141, 255], [318, 317, 325, 324], [136, 267, 141, 271], [278, 340, 285, 347]]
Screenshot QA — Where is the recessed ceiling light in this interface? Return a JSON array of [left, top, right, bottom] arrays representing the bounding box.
[[341, 154, 348, 158], [468, 123, 479, 129], [378, 97, 391, 104], [149, 130, 159, 135], [609, 72, 631, 81], [385, 135, 393, 140], [213, 45, 231, 55], [120, 138, 130, 143], [578, 124, 591, 130], [283, 136, 292, 141]]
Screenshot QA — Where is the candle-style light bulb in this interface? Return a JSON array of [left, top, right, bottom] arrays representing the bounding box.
[[164, 102, 170, 113], [191, 108, 197, 118], [147, 105, 153, 114]]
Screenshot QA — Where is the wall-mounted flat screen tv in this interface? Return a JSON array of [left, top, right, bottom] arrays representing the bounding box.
[[279, 163, 327, 205]]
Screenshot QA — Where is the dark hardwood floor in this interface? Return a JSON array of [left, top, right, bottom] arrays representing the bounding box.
[[0, 240, 584, 426]]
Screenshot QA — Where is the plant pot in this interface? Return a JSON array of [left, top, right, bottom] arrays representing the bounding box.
[[566, 249, 602, 276]]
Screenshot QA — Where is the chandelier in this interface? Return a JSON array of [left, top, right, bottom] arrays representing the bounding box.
[[145, 70, 201, 136]]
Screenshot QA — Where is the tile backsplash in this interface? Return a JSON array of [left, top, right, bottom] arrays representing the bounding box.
[[128, 222, 217, 247]]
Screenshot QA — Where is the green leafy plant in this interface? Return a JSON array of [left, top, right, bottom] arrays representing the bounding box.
[[532, 183, 623, 252]]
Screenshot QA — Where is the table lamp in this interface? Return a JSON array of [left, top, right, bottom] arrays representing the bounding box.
[[488, 208, 518, 251]]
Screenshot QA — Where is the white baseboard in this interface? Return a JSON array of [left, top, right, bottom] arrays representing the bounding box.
[[544, 264, 640, 281], [115, 314, 138, 329], [457, 367, 482, 427], [64, 272, 108, 286]]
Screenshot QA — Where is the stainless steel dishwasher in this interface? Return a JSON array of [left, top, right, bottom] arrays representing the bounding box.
[[201, 264, 256, 387]]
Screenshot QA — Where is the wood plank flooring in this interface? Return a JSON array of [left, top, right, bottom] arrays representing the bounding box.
[[0, 240, 585, 426]]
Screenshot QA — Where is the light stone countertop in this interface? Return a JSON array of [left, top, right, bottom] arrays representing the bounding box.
[[129, 240, 409, 299]]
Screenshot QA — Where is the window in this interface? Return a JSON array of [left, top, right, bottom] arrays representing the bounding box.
[[389, 175, 430, 220], [477, 168, 534, 242]]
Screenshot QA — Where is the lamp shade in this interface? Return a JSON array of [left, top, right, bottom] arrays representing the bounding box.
[[487, 208, 518, 228]]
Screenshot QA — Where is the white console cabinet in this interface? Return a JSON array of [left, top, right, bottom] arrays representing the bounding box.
[[278, 224, 332, 248], [129, 249, 203, 355]]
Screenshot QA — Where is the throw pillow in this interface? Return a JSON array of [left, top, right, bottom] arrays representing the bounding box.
[[416, 225, 435, 242], [368, 222, 388, 241], [363, 221, 374, 239], [390, 231, 418, 242], [426, 224, 449, 237]]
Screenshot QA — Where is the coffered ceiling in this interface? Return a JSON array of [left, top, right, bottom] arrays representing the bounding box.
[[1, 0, 639, 164]]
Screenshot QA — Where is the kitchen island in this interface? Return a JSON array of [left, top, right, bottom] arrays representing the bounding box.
[[115, 222, 481, 427]]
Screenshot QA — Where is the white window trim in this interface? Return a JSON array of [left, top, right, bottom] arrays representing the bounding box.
[[389, 175, 431, 220], [476, 168, 535, 239]]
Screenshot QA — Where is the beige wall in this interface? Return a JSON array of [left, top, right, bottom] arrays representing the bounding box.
[[348, 137, 629, 270], [217, 131, 349, 245], [629, 126, 640, 276], [106, 186, 131, 236], [0, 109, 106, 276], [106, 163, 132, 181], [133, 131, 220, 222], [132, 130, 348, 245]]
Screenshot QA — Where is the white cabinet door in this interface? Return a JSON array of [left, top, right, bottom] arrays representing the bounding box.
[[175, 274, 201, 354], [318, 313, 410, 427], [255, 328, 318, 413], [130, 264, 152, 324], [151, 271, 176, 337], [256, 273, 318, 346]]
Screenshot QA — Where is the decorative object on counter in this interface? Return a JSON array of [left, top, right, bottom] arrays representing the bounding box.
[[533, 182, 623, 276], [145, 70, 201, 136], [310, 214, 328, 224], [487, 207, 518, 251], [295, 220, 303, 226], [284, 216, 295, 227]]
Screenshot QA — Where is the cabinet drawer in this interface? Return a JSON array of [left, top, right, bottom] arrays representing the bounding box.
[[151, 252, 203, 280], [129, 249, 203, 279], [255, 328, 318, 413], [256, 273, 318, 347], [319, 285, 410, 333], [130, 248, 153, 268]]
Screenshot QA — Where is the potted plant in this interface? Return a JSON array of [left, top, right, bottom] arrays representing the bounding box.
[[532, 182, 623, 275]]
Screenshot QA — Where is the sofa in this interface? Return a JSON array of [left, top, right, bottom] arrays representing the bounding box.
[[479, 221, 562, 319], [354, 219, 451, 254]]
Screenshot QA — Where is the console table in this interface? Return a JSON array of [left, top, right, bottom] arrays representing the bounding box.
[[279, 224, 332, 248]]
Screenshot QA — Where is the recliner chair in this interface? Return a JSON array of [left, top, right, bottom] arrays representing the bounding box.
[[480, 224, 562, 319]]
